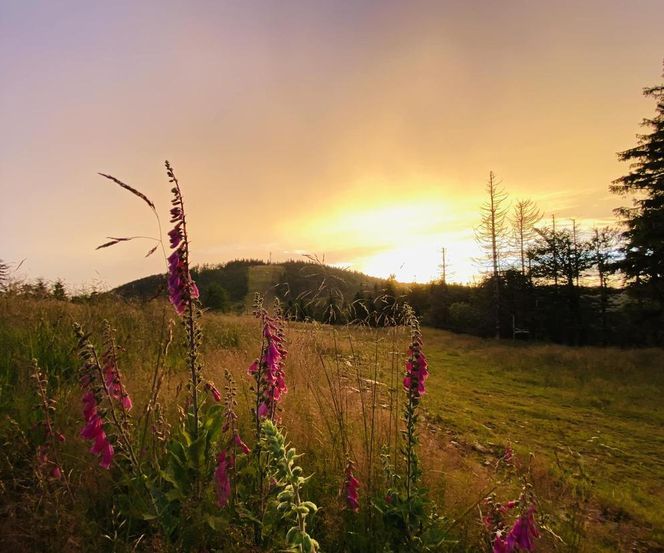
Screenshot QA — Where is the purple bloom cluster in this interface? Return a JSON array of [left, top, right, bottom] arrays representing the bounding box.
[[205, 381, 222, 402], [492, 505, 539, 553], [483, 494, 540, 553], [403, 333, 429, 398], [344, 459, 360, 512], [80, 388, 114, 469], [214, 435, 249, 508], [214, 451, 232, 507], [102, 354, 132, 411], [248, 309, 288, 419], [166, 182, 199, 315]]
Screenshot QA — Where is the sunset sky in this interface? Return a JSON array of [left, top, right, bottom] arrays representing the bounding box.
[[1, 1, 663, 289]]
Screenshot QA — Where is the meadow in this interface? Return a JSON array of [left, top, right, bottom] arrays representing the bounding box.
[[1, 294, 662, 552]]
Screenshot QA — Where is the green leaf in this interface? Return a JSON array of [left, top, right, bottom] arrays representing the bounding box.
[[277, 489, 294, 501], [302, 533, 313, 552], [286, 526, 302, 545], [205, 514, 227, 531], [188, 433, 207, 469], [165, 488, 185, 502], [301, 501, 318, 513]]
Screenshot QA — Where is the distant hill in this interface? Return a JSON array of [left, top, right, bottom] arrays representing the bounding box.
[[113, 259, 397, 314]]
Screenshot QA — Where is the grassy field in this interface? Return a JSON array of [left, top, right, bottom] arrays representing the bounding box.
[[422, 330, 664, 551], [0, 296, 662, 551]]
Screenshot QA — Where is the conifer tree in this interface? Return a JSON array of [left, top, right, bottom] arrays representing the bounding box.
[[611, 70, 664, 301]]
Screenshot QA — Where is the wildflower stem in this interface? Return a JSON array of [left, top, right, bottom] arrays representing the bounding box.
[[166, 160, 200, 439], [32, 360, 73, 501], [139, 311, 171, 460], [185, 299, 199, 439]]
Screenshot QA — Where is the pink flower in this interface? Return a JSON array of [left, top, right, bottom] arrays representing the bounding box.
[[500, 500, 518, 513], [103, 355, 132, 411], [206, 382, 222, 402], [252, 309, 288, 420], [344, 460, 360, 512], [166, 180, 198, 316], [167, 250, 187, 315], [80, 389, 114, 469], [233, 433, 251, 455], [214, 451, 232, 507], [403, 346, 429, 398], [168, 223, 183, 248], [506, 505, 539, 551], [492, 534, 510, 553], [485, 497, 539, 553]]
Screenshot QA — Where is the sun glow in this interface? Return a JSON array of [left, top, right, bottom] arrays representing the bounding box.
[[356, 237, 479, 284], [281, 186, 481, 283]]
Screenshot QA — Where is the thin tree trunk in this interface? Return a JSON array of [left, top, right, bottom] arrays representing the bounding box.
[[489, 172, 501, 339]]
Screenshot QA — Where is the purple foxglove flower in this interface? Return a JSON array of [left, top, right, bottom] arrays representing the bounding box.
[[215, 451, 232, 507], [103, 357, 132, 411], [506, 505, 539, 551], [99, 441, 114, 470], [344, 460, 360, 512], [80, 388, 114, 469], [252, 309, 289, 419], [233, 433, 251, 455], [492, 535, 510, 553], [168, 224, 183, 248], [403, 348, 429, 398], [165, 178, 199, 317]]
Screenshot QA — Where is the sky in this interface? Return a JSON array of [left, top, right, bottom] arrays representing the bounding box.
[[1, 0, 663, 290]]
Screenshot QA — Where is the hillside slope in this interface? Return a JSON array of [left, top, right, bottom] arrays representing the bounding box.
[[113, 259, 394, 312]]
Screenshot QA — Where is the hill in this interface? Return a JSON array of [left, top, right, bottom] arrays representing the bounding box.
[[113, 258, 395, 314]]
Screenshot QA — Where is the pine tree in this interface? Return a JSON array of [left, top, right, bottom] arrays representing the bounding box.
[[589, 227, 621, 345], [52, 279, 67, 301], [530, 224, 592, 344], [611, 70, 664, 301]]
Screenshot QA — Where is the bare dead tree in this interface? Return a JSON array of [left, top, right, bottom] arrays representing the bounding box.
[[475, 171, 510, 338], [510, 199, 542, 278], [439, 247, 447, 285]]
